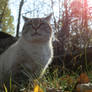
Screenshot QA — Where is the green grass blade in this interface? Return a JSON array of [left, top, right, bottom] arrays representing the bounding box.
[[3, 84, 8, 92]]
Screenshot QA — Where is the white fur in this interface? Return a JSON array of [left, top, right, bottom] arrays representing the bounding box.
[[0, 15, 53, 81], [0, 36, 53, 80]]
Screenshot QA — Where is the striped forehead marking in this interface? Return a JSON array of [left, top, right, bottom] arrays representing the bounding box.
[[31, 18, 41, 28], [24, 18, 52, 32]]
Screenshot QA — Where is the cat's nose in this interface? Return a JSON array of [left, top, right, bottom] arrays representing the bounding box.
[[34, 29, 38, 32], [32, 26, 38, 32], [31, 24, 40, 32]]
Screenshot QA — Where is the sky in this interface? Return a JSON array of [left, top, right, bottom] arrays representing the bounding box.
[[9, 0, 61, 36], [9, 0, 92, 36]]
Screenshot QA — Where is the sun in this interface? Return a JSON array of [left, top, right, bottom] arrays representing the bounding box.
[[88, 0, 92, 6]]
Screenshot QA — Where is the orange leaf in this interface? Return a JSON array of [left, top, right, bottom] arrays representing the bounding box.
[[77, 73, 89, 83], [84, 90, 92, 92]]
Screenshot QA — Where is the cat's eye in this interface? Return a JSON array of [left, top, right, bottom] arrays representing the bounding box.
[[40, 23, 48, 27], [40, 23, 45, 26], [25, 21, 32, 26], [26, 23, 32, 26]]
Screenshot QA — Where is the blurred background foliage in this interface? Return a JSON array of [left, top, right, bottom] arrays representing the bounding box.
[[0, 0, 14, 34]]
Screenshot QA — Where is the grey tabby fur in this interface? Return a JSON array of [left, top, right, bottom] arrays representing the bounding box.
[[0, 14, 53, 83]]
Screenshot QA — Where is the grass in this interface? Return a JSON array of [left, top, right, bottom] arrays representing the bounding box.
[[2, 52, 92, 92], [2, 68, 92, 92], [4, 68, 92, 92]]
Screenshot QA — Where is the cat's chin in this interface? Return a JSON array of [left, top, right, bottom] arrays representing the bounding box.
[[31, 33, 41, 36], [30, 39, 49, 44], [26, 37, 49, 44], [29, 36, 50, 43], [22, 35, 49, 44]]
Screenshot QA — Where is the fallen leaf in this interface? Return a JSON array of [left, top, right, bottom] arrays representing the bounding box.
[[34, 85, 43, 92], [77, 73, 89, 83], [84, 90, 92, 92]]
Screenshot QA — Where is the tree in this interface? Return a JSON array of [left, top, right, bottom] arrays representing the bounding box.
[[0, 0, 14, 34], [69, 0, 92, 48], [16, 0, 24, 38]]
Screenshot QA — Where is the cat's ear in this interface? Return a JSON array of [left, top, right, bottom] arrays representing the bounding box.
[[45, 13, 53, 22], [22, 16, 29, 22]]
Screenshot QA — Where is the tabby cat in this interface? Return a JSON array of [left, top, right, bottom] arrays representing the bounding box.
[[0, 14, 53, 82]]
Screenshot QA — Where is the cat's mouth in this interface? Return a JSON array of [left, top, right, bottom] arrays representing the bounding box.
[[31, 32, 41, 36]]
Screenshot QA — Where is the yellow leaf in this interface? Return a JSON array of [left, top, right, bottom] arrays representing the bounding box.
[[34, 85, 43, 92]]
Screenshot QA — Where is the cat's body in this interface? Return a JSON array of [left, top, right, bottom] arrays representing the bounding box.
[[0, 14, 53, 81]]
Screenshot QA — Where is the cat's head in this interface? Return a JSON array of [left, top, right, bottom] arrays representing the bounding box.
[[22, 14, 52, 43]]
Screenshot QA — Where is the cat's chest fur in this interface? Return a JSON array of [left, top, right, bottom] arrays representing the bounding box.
[[0, 37, 53, 76], [0, 14, 53, 82], [18, 38, 52, 67]]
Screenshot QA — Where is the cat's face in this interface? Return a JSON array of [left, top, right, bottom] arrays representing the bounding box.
[[22, 14, 52, 43]]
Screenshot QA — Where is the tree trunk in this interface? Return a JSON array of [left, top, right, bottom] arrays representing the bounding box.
[[16, 0, 24, 38]]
